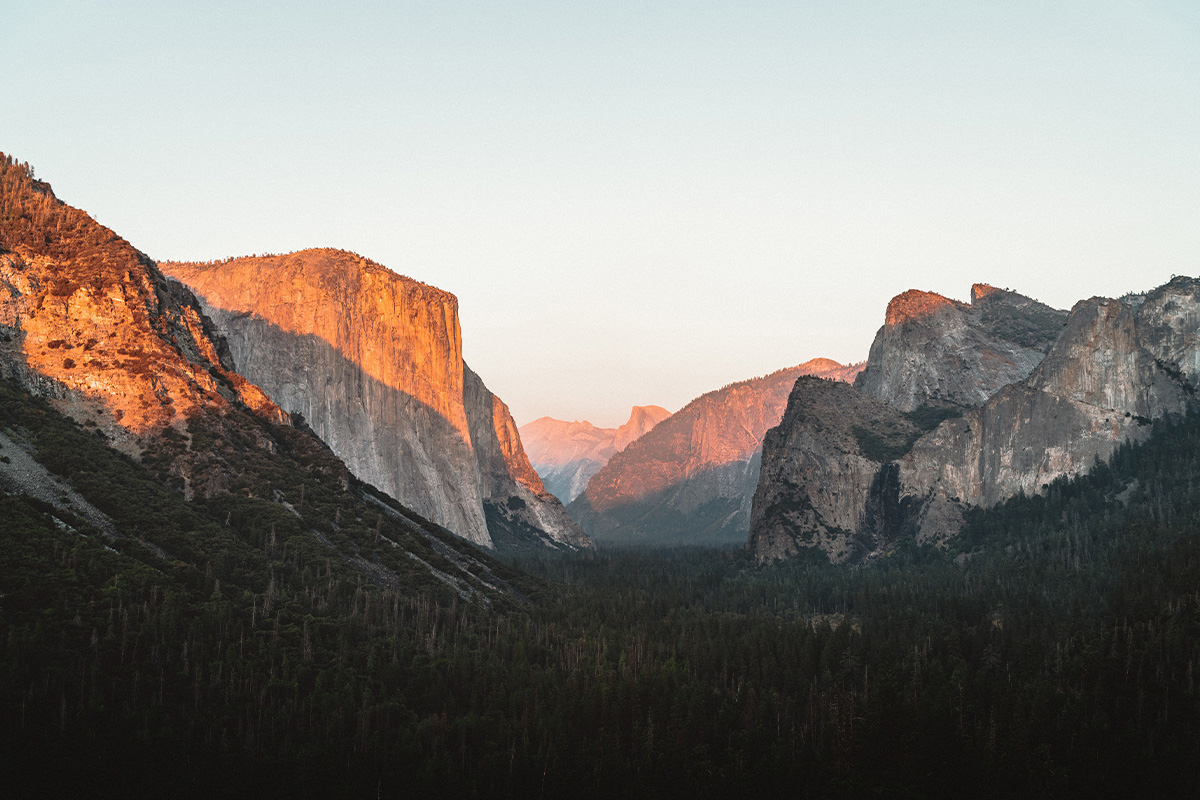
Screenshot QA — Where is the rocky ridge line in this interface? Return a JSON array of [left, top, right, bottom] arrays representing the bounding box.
[[570, 358, 864, 546], [750, 279, 1200, 563]]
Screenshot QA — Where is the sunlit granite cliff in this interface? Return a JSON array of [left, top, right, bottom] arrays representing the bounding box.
[[570, 358, 863, 546], [751, 280, 1200, 563], [0, 156, 284, 461], [163, 250, 591, 552], [0, 152, 545, 616], [519, 405, 671, 502]]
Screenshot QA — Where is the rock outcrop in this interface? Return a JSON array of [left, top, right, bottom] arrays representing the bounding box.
[[750, 279, 1200, 563], [570, 359, 864, 546], [519, 405, 671, 502], [163, 250, 590, 551], [854, 284, 1067, 411], [894, 281, 1200, 543], [749, 377, 920, 563], [0, 155, 285, 458]]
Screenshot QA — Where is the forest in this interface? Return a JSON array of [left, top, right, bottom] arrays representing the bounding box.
[[2, 375, 1199, 798]]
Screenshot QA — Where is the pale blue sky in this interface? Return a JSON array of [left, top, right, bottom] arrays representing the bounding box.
[[5, 1, 1198, 426]]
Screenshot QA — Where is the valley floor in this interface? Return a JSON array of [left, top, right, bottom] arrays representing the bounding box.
[[4, 402, 1200, 798]]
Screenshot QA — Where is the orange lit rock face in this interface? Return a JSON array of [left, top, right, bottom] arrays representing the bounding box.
[[166, 251, 468, 440], [971, 283, 1002, 303], [519, 405, 672, 502], [164, 251, 590, 551], [0, 160, 283, 449], [569, 358, 863, 546], [883, 290, 958, 327]]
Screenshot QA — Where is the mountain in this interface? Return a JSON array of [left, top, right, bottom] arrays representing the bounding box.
[[750, 279, 1200, 563], [569, 358, 864, 546], [0, 155, 284, 448], [853, 283, 1067, 411], [748, 375, 922, 563], [519, 405, 671, 502], [0, 152, 534, 595], [162, 251, 591, 553]]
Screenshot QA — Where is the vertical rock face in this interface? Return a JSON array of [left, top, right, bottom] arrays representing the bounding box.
[[895, 282, 1200, 543], [519, 405, 672, 502], [853, 285, 1067, 412], [570, 359, 864, 546], [163, 250, 590, 551], [750, 279, 1200, 564], [749, 377, 919, 563], [0, 155, 284, 454], [463, 365, 594, 551]]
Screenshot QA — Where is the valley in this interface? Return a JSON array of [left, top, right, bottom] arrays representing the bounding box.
[[2, 152, 1199, 797]]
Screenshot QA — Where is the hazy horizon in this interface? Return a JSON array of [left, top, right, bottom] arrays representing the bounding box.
[[5, 0, 1197, 427]]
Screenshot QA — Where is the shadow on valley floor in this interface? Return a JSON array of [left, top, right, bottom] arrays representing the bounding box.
[[568, 454, 762, 547]]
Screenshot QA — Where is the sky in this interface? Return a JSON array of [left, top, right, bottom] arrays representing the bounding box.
[[4, 1, 1198, 427]]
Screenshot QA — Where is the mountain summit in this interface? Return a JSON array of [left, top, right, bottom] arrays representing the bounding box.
[[519, 405, 671, 502], [0, 155, 284, 456], [854, 284, 1068, 412]]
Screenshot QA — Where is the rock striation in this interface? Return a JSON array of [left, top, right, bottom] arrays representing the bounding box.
[[519, 405, 671, 502], [570, 358, 864, 546], [0, 155, 285, 457], [750, 279, 1200, 563], [163, 250, 590, 551]]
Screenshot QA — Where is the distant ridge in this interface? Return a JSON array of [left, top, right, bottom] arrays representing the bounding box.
[[520, 405, 672, 502], [569, 358, 863, 546]]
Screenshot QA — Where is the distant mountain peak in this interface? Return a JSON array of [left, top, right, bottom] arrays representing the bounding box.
[[519, 404, 672, 503], [629, 404, 668, 416]]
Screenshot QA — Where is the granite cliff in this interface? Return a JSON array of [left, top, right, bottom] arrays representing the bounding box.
[[519, 405, 671, 502], [854, 284, 1067, 411], [0, 155, 284, 463], [0, 153, 542, 614], [163, 250, 590, 552], [751, 280, 1200, 563], [749, 376, 920, 563], [570, 358, 863, 546]]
